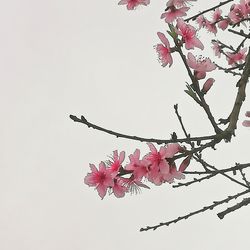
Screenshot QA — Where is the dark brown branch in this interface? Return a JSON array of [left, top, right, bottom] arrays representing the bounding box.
[[69, 115, 217, 145], [175, 45, 222, 134], [226, 47, 250, 137], [217, 197, 250, 219], [228, 29, 250, 38], [140, 189, 250, 232], [175, 163, 250, 188], [185, 0, 234, 22]]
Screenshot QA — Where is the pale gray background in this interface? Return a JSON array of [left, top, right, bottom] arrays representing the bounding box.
[[1, 1, 250, 250]]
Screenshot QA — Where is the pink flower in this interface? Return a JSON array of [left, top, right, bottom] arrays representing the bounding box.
[[243, 111, 250, 127], [107, 150, 125, 177], [125, 149, 148, 181], [163, 157, 190, 183], [218, 18, 230, 30], [161, 6, 189, 23], [186, 52, 216, 79], [226, 48, 247, 65], [155, 32, 173, 67], [176, 18, 204, 50], [205, 20, 217, 34], [167, 0, 196, 8], [228, 0, 250, 23], [211, 41, 221, 58], [84, 162, 114, 199], [144, 143, 183, 185], [112, 177, 128, 198], [201, 78, 215, 94], [118, 0, 150, 10], [145, 143, 170, 175], [196, 15, 207, 29], [212, 8, 222, 23]]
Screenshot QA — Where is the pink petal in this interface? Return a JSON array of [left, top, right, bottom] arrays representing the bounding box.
[[96, 184, 107, 199], [157, 32, 170, 47], [179, 156, 191, 172]]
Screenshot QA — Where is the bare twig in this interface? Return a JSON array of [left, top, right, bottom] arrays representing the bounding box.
[[140, 189, 250, 232], [217, 197, 250, 219], [69, 115, 217, 145]]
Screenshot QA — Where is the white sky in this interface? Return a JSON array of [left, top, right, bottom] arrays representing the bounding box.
[[1, 1, 250, 250]]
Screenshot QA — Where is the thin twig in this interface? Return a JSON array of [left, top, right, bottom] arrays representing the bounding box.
[[185, 0, 234, 22], [69, 115, 217, 145], [217, 197, 250, 219], [140, 189, 250, 232]]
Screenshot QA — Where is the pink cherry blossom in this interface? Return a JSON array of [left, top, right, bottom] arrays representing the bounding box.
[[176, 18, 204, 50], [186, 52, 216, 80], [205, 20, 217, 34], [107, 150, 125, 177], [125, 149, 149, 181], [211, 41, 222, 58], [218, 18, 230, 30], [228, 0, 250, 23], [226, 48, 248, 65], [155, 32, 173, 67], [161, 6, 189, 23], [118, 0, 150, 10], [167, 0, 196, 8], [212, 8, 222, 23], [112, 177, 128, 198], [196, 15, 207, 29], [201, 78, 215, 94], [84, 162, 114, 199], [145, 143, 170, 175]]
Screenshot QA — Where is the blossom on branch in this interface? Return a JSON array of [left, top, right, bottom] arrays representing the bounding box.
[[176, 18, 204, 50], [166, 0, 196, 8], [118, 0, 150, 10], [155, 32, 173, 67], [84, 162, 114, 199], [226, 48, 248, 65], [161, 6, 190, 23], [186, 52, 216, 80]]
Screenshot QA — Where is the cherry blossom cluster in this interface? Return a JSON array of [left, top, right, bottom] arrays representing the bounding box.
[[84, 143, 190, 199]]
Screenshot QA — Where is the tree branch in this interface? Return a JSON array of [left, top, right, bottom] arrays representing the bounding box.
[[140, 189, 250, 232]]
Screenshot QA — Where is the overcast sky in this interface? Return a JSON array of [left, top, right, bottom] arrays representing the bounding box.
[[1, 1, 250, 250]]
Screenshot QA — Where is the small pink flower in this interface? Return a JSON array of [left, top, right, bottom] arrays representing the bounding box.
[[196, 15, 207, 29], [112, 177, 128, 198], [176, 18, 204, 50], [161, 6, 189, 23], [211, 41, 221, 58], [118, 0, 150, 10], [201, 78, 215, 94], [226, 48, 247, 65], [145, 143, 170, 175], [167, 0, 196, 8], [187, 52, 216, 79], [212, 8, 222, 23], [228, 0, 250, 23], [155, 32, 173, 67], [243, 111, 250, 127], [125, 149, 149, 181], [205, 20, 217, 34], [108, 150, 125, 177], [84, 162, 114, 199], [218, 18, 230, 30]]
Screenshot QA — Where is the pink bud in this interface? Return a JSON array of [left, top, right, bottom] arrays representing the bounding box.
[[242, 120, 250, 127], [201, 78, 215, 94], [179, 156, 191, 172], [245, 111, 250, 117]]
